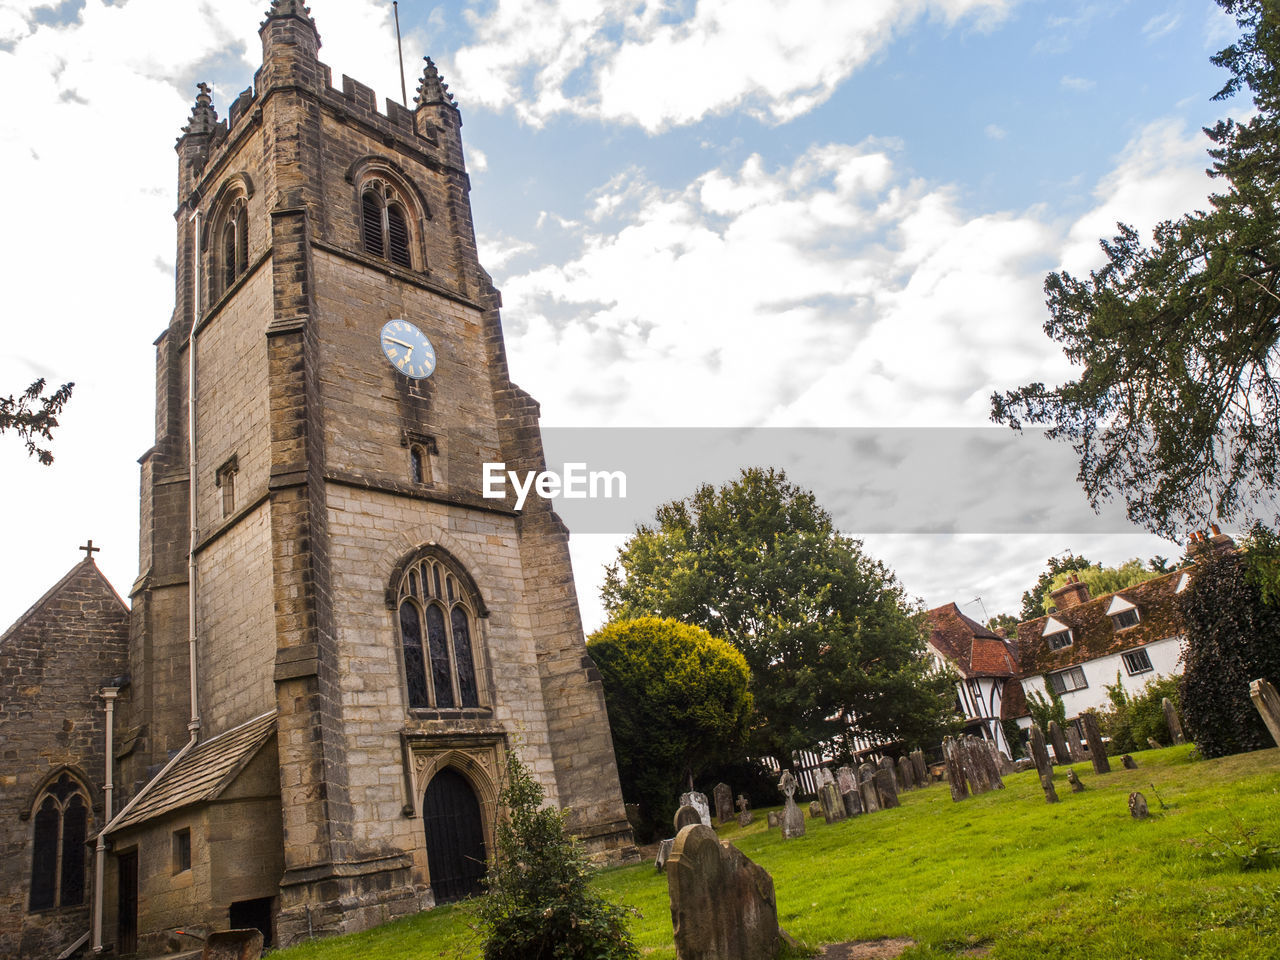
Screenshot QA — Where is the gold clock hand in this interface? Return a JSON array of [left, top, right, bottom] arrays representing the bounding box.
[[385, 337, 414, 349]]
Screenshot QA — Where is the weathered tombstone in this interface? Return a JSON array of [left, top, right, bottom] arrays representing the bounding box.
[[1128, 792, 1150, 820], [808, 800, 822, 819], [675, 804, 702, 831], [994, 743, 1016, 776], [966, 736, 997, 794], [656, 837, 675, 871], [713, 782, 734, 824], [910, 748, 928, 786], [816, 767, 835, 789], [1147, 737, 1163, 750], [897, 755, 915, 791], [736, 794, 754, 827], [858, 764, 882, 813], [1013, 758, 1034, 772], [1066, 768, 1085, 792], [766, 810, 781, 829], [667, 824, 782, 960], [942, 737, 968, 801], [818, 783, 846, 824], [1028, 725, 1058, 804], [680, 790, 713, 827], [1121, 754, 1138, 770], [874, 766, 901, 809], [1041, 773, 1059, 804], [777, 770, 805, 839], [1066, 722, 1087, 763], [835, 765, 857, 797], [974, 737, 1005, 791], [842, 787, 863, 817], [1080, 712, 1110, 773], [1163, 696, 1187, 745], [1250, 678, 1280, 748], [1047, 720, 1071, 765]]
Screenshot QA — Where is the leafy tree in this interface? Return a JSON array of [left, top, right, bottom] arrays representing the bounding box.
[[473, 749, 637, 960], [1019, 553, 1094, 621], [601, 467, 955, 765], [1037, 558, 1162, 615], [1241, 521, 1280, 604], [1099, 673, 1182, 753], [986, 613, 1020, 636], [1178, 546, 1280, 757], [991, 0, 1280, 539], [1, 379, 74, 465], [587, 617, 752, 836], [1026, 681, 1067, 733]]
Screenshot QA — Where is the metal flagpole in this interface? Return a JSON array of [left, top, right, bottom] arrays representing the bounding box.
[[394, 1, 408, 106]]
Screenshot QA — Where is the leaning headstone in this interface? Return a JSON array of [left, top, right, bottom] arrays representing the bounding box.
[[858, 764, 882, 813], [736, 795, 753, 827], [842, 787, 863, 817], [875, 758, 901, 808], [910, 748, 928, 786], [675, 804, 702, 831], [766, 810, 781, 829], [1066, 723, 1087, 763], [986, 739, 1007, 789], [836, 765, 858, 797], [1080, 712, 1111, 773], [1163, 697, 1187, 745], [680, 791, 713, 827], [942, 737, 968, 801], [1047, 720, 1071, 765], [1147, 737, 1163, 750], [818, 783, 845, 824], [1013, 758, 1034, 773], [897, 756, 915, 791], [777, 770, 805, 839], [656, 837, 675, 871], [1066, 768, 1085, 792], [1028, 725, 1058, 804], [808, 800, 822, 819], [667, 823, 783, 960], [713, 783, 734, 824], [1122, 754, 1138, 770], [1250, 678, 1280, 748], [1128, 792, 1150, 820], [816, 767, 835, 789]]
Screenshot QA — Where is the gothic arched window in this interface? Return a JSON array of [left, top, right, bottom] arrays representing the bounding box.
[[395, 553, 483, 709], [28, 773, 90, 912], [220, 198, 249, 292], [361, 181, 414, 268]]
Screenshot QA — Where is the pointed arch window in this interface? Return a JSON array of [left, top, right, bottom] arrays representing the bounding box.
[[28, 773, 90, 912], [360, 180, 414, 268], [217, 197, 249, 294], [395, 554, 483, 710]]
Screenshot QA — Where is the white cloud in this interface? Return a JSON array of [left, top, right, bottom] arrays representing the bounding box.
[[448, 0, 1014, 131], [1060, 74, 1095, 91], [985, 123, 1007, 140], [1143, 10, 1181, 41]]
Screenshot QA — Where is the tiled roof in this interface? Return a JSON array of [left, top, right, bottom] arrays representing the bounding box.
[[926, 603, 1018, 678], [1014, 568, 1188, 677], [1000, 676, 1029, 720], [108, 711, 277, 832]]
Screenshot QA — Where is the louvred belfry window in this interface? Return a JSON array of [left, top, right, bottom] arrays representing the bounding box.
[[361, 181, 414, 268], [396, 554, 482, 709], [362, 190, 385, 259], [218, 198, 249, 294], [28, 773, 89, 912]]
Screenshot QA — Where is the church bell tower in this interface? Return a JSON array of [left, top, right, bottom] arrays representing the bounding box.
[[116, 1, 633, 948]]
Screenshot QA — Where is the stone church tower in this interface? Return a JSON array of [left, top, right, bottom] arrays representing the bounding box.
[[26, 1, 634, 954]]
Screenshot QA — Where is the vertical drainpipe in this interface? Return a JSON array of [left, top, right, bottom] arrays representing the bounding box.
[[187, 207, 202, 741], [90, 684, 120, 952]]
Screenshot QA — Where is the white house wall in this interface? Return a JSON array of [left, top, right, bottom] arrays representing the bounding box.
[[1019, 635, 1185, 718]]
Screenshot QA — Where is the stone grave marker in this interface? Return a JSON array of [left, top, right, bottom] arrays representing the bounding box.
[[767, 810, 780, 829], [1066, 769, 1085, 792], [1122, 754, 1138, 769], [1080, 712, 1110, 773], [1162, 696, 1186, 745], [1147, 737, 1163, 750], [858, 764, 882, 813], [1047, 720, 1071, 765], [736, 795, 753, 827], [816, 767, 835, 789], [1128, 792, 1150, 820], [910, 748, 928, 786], [818, 782, 846, 824], [667, 823, 783, 960], [897, 755, 915, 791], [656, 837, 675, 871], [777, 770, 805, 839], [681, 790, 713, 827], [1028, 725, 1058, 804], [835, 765, 857, 797], [874, 763, 901, 809], [807, 800, 822, 818], [1066, 723, 1087, 763], [713, 782, 733, 824], [675, 804, 702, 831], [1013, 758, 1034, 772], [842, 785, 863, 817], [1250, 678, 1280, 748], [942, 737, 968, 801]]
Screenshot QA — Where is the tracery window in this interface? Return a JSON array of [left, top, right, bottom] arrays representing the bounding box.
[[396, 553, 482, 709], [361, 181, 413, 268], [218, 197, 249, 293], [29, 773, 89, 912]]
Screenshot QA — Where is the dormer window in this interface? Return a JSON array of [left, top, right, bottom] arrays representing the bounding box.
[[1106, 595, 1140, 630], [1042, 615, 1072, 650], [361, 182, 413, 268]]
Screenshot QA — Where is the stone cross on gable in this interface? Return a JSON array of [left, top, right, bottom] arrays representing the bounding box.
[[80, 540, 100, 560]]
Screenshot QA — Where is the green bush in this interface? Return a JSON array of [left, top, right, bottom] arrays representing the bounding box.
[[473, 750, 638, 960], [1179, 547, 1280, 758], [1099, 674, 1182, 753]]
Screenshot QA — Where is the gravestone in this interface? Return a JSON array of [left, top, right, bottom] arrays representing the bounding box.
[[1250, 678, 1280, 748], [713, 782, 734, 824], [736, 794, 754, 827], [1066, 723, 1087, 763], [777, 770, 805, 839], [808, 800, 822, 818], [818, 783, 845, 824], [681, 790, 713, 827], [675, 804, 702, 831], [897, 755, 915, 791], [667, 824, 782, 960], [874, 766, 901, 809], [835, 765, 857, 797], [1122, 754, 1138, 770], [1047, 720, 1071, 765], [986, 739, 1007, 788], [1080, 712, 1110, 773], [962, 736, 994, 795], [842, 787, 863, 817], [625, 803, 643, 834], [1028, 725, 1058, 804], [656, 837, 675, 871], [910, 748, 928, 786], [942, 737, 968, 801], [816, 767, 835, 789], [1128, 792, 1150, 820], [767, 810, 780, 829], [1013, 758, 1034, 773], [1147, 737, 1163, 750], [858, 764, 882, 813], [1066, 768, 1085, 792], [1162, 696, 1186, 745]]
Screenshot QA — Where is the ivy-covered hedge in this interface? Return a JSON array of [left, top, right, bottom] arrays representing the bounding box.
[[1178, 548, 1280, 758], [1099, 674, 1181, 753]]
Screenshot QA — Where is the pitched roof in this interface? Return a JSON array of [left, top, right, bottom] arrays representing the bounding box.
[[1000, 675, 1029, 720], [1014, 568, 1189, 677], [926, 603, 1018, 678], [0, 558, 128, 645], [108, 711, 277, 832]]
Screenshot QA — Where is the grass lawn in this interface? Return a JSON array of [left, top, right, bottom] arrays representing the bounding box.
[[270, 745, 1280, 959]]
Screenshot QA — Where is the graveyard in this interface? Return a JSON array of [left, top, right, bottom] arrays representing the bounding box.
[[267, 743, 1280, 960]]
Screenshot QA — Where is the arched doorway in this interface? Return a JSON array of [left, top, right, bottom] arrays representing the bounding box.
[[422, 768, 487, 903]]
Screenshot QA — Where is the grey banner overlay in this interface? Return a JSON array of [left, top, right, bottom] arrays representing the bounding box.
[[519, 427, 1139, 535]]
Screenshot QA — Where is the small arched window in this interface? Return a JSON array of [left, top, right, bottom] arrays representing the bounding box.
[[361, 181, 413, 268], [217, 197, 249, 295], [29, 773, 90, 912], [396, 554, 482, 709]]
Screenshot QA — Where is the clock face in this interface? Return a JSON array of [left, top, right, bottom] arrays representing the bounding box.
[[380, 319, 437, 379]]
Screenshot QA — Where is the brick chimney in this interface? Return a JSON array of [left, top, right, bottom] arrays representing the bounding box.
[[1189, 526, 1236, 557], [1049, 573, 1091, 610]]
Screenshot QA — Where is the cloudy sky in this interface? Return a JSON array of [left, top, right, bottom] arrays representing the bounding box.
[[0, 0, 1245, 633]]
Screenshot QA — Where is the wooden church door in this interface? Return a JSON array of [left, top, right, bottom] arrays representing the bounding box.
[[422, 768, 487, 903]]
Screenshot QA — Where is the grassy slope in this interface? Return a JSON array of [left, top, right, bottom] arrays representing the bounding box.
[[270, 746, 1280, 960]]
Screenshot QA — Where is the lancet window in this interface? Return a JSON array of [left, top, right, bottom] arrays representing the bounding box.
[[396, 553, 483, 709]]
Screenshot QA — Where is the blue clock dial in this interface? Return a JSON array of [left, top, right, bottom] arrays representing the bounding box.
[[380, 319, 437, 380]]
